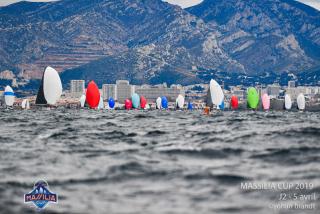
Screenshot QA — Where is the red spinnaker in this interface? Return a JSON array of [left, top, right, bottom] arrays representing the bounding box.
[[86, 81, 100, 109], [231, 96, 239, 109], [125, 99, 132, 110], [140, 96, 147, 109]]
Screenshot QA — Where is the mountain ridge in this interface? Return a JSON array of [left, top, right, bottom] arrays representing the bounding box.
[[0, 0, 319, 87]]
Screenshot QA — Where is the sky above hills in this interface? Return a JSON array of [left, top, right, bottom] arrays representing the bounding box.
[[0, 0, 319, 10]]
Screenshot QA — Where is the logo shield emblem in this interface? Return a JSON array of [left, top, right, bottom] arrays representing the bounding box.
[[24, 180, 58, 210]]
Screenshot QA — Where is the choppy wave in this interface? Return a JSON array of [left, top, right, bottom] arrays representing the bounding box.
[[0, 110, 319, 214]]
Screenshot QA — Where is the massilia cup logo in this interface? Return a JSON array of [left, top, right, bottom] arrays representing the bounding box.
[[24, 180, 58, 210]]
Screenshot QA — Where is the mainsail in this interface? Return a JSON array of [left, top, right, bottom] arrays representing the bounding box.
[[35, 71, 47, 105]]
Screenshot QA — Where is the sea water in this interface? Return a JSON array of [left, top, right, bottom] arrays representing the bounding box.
[[0, 109, 319, 213]]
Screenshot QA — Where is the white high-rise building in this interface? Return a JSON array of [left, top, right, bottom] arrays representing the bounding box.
[[288, 81, 296, 88], [135, 84, 184, 102], [267, 84, 281, 99], [102, 84, 117, 100], [116, 80, 133, 103], [70, 80, 85, 98]]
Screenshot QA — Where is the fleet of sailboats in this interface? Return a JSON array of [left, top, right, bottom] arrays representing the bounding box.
[[0, 66, 311, 112]]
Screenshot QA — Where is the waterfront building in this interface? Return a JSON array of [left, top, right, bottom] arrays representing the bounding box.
[[135, 84, 184, 102], [116, 80, 134, 103], [102, 84, 117, 101], [267, 84, 281, 99], [285, 87, 307, 99], [70, 80, 85, 98], [230, 86, 246, 100], [288, 81, 296, 88]]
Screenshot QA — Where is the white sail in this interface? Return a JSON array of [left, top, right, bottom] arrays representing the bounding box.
[[297, 93, 305, 110], [98, 97, 104, 110], [284, 94, 292, 110], [156, 97, 162, 109], [43, 66, 62, 105], [4, 86, 15, 107], [26, 100, 30, 110], [80, 95, 86, 108], [176, 94, 185, 109], [209, 79, 224, 107], [21, 99, 27, 109]]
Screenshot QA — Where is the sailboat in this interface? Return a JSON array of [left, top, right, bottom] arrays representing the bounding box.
[[187, 102, 193, 110], [86, 81, 100, 109], [247, 87, 259, 109], [35, 66, 62, 106], [161, 96, 168, 109], [206, 79, 224, 110], [284, 94, 292, 110], [145, 104, 151, 110], [297, 93, 305, 111], [97, 96, 104, 110], [176, 94, 185, 109], [4, 86, 15, 107], [140, 96, 147, 109], [125, 99, 132, 110], [156, 97, 162, 109], [230, 96, 239, 110], [79, 95, 86, 108], [21, 99, 30, 110], [108, 98, 115, 109], [262, 94, 270, 110], [132, 93, 140, 109]]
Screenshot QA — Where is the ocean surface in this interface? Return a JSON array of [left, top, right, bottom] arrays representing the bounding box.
[[0, 109, 319, 214]]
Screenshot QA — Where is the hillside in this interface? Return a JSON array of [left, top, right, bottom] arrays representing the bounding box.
[[0, 0, 319, 87]]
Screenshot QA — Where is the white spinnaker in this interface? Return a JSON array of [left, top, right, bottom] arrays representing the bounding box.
[[156, 97, 162, 109], [43, 66, 62, 105], [284, 94, 292, 110], [4, 86, 15, 107], [297, 93, 305, 110], [176, 95, 185, 109], [26, 100, 30, 109], [98, 97, 104, 110], [80, 95, 86, 108], [209, 79, 224, 106], [22, 99, 30, 109], [21, 99, 27, 109]]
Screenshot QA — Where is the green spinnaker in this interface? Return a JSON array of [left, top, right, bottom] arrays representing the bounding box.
[[247, 87, 259, 109]]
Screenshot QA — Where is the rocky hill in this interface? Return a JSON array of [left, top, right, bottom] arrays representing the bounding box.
[[0, 0, 319, 87], [187, 0, 320, 75]]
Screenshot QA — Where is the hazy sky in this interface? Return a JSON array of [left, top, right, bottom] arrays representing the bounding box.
[[0, 0, 319, 10]]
